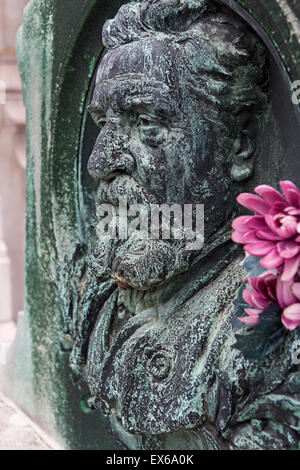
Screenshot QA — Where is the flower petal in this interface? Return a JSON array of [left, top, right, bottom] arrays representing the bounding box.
[[243, 216, 268, 230], [282, 303, 300, 320], [276, 278, 297, 309], [255, 184, 286, 206], [277, 240, 300, 259], [278, 216, 298, 238], [243, 288, 268, 309], [251, 291, 269, 309], [281, 255, 300, 282], [281, 315, 300, 331], [244, 308, 262, 316], [242, 288, 256, 307], [236, 193, 270, 215], [285, 207, 300, 216], [231, 231, 247, 244], [292, 282, 300, 301], [238, 316, 260, 326], [264, 214, 282, 236], [232, 216, 252, 232], [256, 229, 281, 241], [245, 241, 275, 256], [232, 215, 266, 232], [260, 248, 284, 269], [280, 181, 300, 207], [232, 231, 260, 244], [269, 201, 288, 215]]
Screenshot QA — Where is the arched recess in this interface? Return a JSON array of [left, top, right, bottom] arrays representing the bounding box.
[[50, 0, 300, 447]]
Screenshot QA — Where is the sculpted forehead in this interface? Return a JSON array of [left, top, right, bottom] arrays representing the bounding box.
[[96, 38, 182, 86]]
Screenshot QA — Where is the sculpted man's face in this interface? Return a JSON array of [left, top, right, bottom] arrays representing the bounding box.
[[87, 37, 233, 289]]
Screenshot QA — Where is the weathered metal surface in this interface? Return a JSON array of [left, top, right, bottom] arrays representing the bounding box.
[[3, 0, 300, 450], [65, 0, 300, 449]]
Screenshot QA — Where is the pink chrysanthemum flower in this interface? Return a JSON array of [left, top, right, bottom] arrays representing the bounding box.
[[239, 272, 300, 330], [232, 181, 300, 282]]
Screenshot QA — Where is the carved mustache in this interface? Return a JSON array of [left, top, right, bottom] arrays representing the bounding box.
[[96, 174, 155, 208]]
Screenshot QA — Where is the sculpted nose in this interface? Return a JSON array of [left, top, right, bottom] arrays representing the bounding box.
[[87, 121, 135, 181]]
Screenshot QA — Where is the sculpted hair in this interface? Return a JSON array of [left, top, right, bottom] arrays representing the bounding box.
[[102, 0, 269, 181]]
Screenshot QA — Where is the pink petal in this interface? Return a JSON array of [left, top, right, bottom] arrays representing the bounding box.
[[232, 231, 247, 244], [281, 255, 300, 282], [245, 241, 275, 256], [279, 216, 298, 238], [243, 216, 268, 230], [265, 214, 297, 239], [255, 277, 270, 297], [245, 308, 262, 317], [256, 229, 281, 241], [269, 201, 288, 215], [280, 180, 299, 193], [251, 291, 269, 309], [243, 289, 256, 307], [243, 289, 268, 309], [287, 190, 299, 207], [264, 214, 282, 236], [232, 231, 260, 244], [292, 283, 300, 301], [276, 279, 297, 309], [238, 316, 260, 326], [236, 194, 270, 215], [232, 216, 267, 232], [285, 207, 300, 216], [267, 286, 277, 302], [255, 184, 286, 206], [232, 216, 252, 232], [249, 277, 259, 290], [260, 248, 284, 269], [282, 303, 300, 320], [277, 240, 300, 259], [280, 181, 300, 207], [281, 315, 300, 331]]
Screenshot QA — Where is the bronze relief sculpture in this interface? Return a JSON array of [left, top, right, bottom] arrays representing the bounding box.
[[56, 0, 300, 450]]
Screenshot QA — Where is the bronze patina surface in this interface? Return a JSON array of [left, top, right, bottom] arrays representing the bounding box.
[[59, 0, 300, 449]]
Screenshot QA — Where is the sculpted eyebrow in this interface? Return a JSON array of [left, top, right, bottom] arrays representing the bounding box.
[[90, 76, 174, 116]]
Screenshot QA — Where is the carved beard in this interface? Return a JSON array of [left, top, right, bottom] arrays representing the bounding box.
[[88, 174, 198, 290], [88, 236, 194, 291]]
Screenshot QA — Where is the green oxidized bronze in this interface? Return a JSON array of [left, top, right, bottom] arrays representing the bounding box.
[[54, 0, 300, 450]]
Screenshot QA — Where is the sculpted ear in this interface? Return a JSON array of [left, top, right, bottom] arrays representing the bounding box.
[[231, 120, 256, 182]]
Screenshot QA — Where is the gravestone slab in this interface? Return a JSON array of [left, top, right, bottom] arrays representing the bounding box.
[[3, 0, 300, 450]]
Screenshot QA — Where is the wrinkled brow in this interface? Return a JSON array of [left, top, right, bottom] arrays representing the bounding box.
[[89, 74, 174, 117]]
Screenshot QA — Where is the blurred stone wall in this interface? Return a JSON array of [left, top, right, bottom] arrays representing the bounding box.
[[0, 0, 28, 323]]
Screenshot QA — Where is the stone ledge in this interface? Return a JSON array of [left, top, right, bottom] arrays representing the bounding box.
[[0, 393, 62, 450]]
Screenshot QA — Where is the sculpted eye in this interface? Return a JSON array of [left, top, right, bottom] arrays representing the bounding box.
[[138, 115, 152, 127], [137, 114, 155, 127], [137, 114, 168, 147]]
